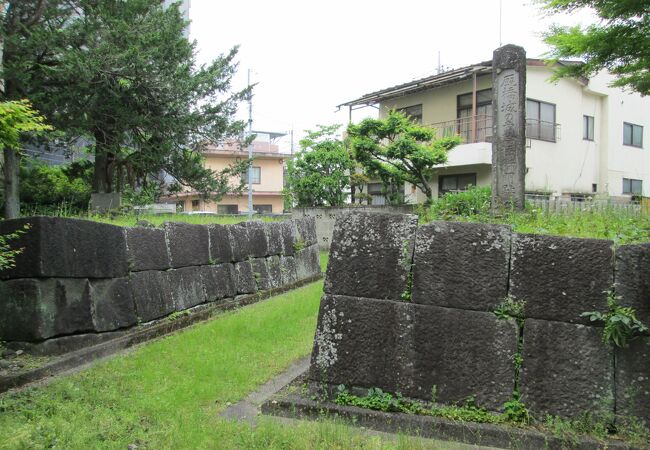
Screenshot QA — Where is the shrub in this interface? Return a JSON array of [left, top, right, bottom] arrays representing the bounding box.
[[424, 185, 491, 220], [20, 160, 92, 212]]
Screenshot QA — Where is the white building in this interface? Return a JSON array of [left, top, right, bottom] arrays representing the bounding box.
[[340, 58, 649, 204]]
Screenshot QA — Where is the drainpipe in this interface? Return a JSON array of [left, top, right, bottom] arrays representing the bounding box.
[[472, 71, 478, 143]]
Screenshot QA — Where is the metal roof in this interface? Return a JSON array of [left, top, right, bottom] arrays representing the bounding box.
[[338, 60, 493, 108], [337, 58, 583, 108]]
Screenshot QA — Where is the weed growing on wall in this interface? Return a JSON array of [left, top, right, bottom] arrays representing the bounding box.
[[293, 239, 306, 253], [335, 386, 503, 425], [581, 289, 648, 348], [494, 296, 526, 324]]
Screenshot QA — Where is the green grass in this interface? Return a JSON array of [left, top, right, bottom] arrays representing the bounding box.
[[91, 213, 286, 228], [419, 187, 650, 244], [0, 279, 443, 450], [319, 250, 329, 273]]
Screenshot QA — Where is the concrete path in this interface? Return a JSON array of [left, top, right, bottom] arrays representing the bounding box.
[[219, 356, 501, 449], [219, 356, 310, 424]]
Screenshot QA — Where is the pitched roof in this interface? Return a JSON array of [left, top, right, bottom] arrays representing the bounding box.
[[338, 58, 583, 108]]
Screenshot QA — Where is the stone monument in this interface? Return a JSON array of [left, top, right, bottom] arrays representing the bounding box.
[[491, 44, 526, 210]]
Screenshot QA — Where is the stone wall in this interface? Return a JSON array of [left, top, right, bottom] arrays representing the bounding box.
[[292, 205, 415, 250], [0, 216, 321, 351], [310, 212, 650, 424]]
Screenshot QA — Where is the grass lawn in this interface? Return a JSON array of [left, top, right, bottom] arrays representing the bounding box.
[[90, 213, 286, 228], [0, 265, 446, 449]]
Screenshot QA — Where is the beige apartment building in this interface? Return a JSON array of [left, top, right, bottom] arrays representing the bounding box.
[[341, 58, 649, 204], [170, 132, 288, 214]]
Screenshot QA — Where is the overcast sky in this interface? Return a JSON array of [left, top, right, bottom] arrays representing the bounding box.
[[189, 0, 596, 151]]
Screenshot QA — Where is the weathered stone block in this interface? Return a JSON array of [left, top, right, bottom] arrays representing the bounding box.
[[250, 257, 272, 291], [520, 319, 613, 418], [228, 222, 268, 261], [0, 216, 128, 279], [280, 220, 297, 256], [412, 222, 511, 311], [295, 244, 321, 280], [510, 234, 613, 324], [200, 264, 236, 301], [309, 295, 402, 393], [294, 217, 317, 247], [208, 224, 234, 264], [266, 255, 283, 289], [88, 278, 136, 332], [616, 336, 650, 424], [125, 227, 170, 271], [244, 221, 269, 258], [407, 305, 517, 409], [325, 213, 418, 300], [280, 255, 298, 286], [130, 270, 175, 322], [0, 278, 93, 341], [234, 261, 257, 294], [615, 244, 650, 332], [265, 222, 285, 256], [168, 267, 207, 311], [164, 222, 210, 268]]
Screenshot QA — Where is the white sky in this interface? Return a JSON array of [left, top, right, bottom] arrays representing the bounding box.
[[189, 0, 596, 151]]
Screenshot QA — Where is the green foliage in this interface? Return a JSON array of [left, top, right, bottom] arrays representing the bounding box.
[[20, 160, 93, 211], [347, 110, 461, 204], [0, 224, 29, 272], [494, 296, 526, 323], [581, 289, 648, 348], [4, 0, 250, 199], [285, 125, 353, 207], [540, 0, 650, 95], [293, 239, 306, 253], [0, 100, 52, 152], [502, 396, 531, 425], [335, 387, 504, 425], [420, 195, 650, 244], [424, 185, 491, 219]]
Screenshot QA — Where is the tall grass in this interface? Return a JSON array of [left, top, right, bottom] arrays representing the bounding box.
[[419, 186, 650, 244]]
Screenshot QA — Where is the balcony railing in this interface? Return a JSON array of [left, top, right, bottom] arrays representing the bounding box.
[[526, 119, 561, 142], [427, 115, 492, 144], [427, 115, 562, 144]]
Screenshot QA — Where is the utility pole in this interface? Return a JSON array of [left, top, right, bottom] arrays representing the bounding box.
[[247, 69, 253, 220]]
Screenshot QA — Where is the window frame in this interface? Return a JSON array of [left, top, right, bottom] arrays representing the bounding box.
[[526, 98, 557, 142], [217, 204, 239, 214], [396, 104, 423, 124], [242, 166, 261, 185], [622, 178, 643, 195], [583, 115, 594, 141], [438, 173, 477, 197], [623, 122, 643, 148]]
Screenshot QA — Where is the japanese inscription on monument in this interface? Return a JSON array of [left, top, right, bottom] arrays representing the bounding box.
[[492, 45, 526, 210]]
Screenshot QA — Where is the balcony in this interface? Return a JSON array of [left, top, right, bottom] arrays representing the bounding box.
[[428, 115, 561, 144], [428, 115, 492, 144]]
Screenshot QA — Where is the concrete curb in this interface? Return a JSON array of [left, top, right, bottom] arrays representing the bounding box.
[[0, 274, 323, 394], [261, 391, 641, 450]]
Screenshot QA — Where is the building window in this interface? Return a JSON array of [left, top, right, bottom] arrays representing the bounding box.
[[367, 182, 386, 205], [623, 122, 643, 148], [583, 115, 594, 141], [253, 204, 273, 214], [397, 104, 422, 124], [217, 204, 239, 214], [592, 183, 597, 193], [457, 89, 492, 143], [622, 178, 642, 195], [438, 173, 477, 197], [191, 199, 200, 211], [242, 166, 261, 184], [526, 99, 556, 142]]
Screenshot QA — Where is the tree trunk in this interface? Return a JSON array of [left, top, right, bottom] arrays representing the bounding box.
[[3, 147, 20, 218], [92, 130, 115, 193]]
